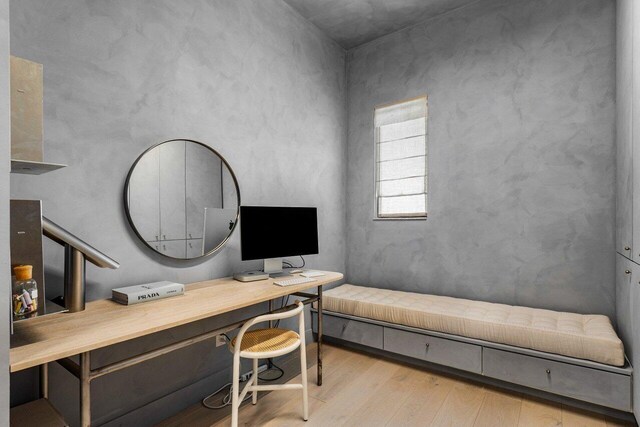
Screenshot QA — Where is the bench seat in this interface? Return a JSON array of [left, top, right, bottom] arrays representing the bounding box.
[[323, 284, 625, 367]]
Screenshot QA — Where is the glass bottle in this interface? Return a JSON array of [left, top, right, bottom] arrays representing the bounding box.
[[13, 265, 38, 318]]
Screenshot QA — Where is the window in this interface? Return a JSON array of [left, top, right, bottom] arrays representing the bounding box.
[[374, 96, 428, 219]]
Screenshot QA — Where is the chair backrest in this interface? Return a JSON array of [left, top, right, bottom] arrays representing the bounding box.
[[233, 301, 305, 355]]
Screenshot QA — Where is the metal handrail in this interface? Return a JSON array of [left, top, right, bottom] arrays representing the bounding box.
[[43, 217, 119, 269], [42, 216, 119, 312]]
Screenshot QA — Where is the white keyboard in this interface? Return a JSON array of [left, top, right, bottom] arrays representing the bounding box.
[[301, 270, 325, 278], [273, 277, 317, 287]]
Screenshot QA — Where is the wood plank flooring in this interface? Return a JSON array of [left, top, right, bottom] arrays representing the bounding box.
[[158, 343, 635, 427]]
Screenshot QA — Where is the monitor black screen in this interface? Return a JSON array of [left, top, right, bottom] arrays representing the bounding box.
[[240, 206, 319, 261]]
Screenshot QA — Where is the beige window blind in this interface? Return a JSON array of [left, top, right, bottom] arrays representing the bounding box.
[[374, 96, 428, 218]]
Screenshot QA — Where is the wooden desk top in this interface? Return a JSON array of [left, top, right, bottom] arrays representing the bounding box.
[[10, 271, 343, 372]]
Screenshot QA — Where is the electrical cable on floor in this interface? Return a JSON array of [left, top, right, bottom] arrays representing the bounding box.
[[202, 360, 285, 409], [259, 360, 285, 381], [202, 381, 252, 409]]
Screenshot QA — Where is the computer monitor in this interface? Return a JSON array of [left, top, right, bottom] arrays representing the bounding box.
[[240, 206, 318, 276]]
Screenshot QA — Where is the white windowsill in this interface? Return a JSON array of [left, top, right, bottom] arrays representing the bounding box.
[[372, 216, 427, 221]]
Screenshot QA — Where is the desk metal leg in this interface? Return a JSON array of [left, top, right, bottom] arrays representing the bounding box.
[[317, 285, 323, 386], [39, 363, 48, 399], [80, 352, 91, 427]]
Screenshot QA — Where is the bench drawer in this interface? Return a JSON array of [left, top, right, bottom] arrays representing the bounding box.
[[483, 348, 631, 411], [322, 314, 384, 349], [383, 327, 482, 374]]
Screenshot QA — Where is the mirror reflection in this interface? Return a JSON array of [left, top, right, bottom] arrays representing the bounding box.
[[125, 140, 240, 259]]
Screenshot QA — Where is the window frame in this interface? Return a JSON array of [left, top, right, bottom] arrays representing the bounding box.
[[373, 95, 428, 221]]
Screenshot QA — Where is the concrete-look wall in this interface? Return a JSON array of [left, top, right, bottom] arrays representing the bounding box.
[[0, 0, 10, 424], [345, 0, 616, 316], [9, 0, 346, 425]]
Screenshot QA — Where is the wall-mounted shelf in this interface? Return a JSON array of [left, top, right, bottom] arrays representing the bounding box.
[[11, 159, 67, 175]]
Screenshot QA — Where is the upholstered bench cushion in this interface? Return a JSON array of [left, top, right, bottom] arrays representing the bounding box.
[[323, 284, 625, 366]]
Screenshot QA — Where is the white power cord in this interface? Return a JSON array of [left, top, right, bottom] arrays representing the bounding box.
[[202, 381, 252, 409], [202, 364, 284, 409]]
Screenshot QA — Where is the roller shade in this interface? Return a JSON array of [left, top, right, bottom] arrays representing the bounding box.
[[375, 97, 428, 218]]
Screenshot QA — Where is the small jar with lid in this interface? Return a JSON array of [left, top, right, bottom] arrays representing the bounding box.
[[12, 265, 38, 318]]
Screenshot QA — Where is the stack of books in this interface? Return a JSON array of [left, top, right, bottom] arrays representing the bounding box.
[[112, 281, 184, 305]]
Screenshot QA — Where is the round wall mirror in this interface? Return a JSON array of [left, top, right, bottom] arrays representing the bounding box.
[[124, 139, 240, 260]]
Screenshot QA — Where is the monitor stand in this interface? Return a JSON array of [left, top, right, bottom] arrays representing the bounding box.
[[263, 258, 292, 278]]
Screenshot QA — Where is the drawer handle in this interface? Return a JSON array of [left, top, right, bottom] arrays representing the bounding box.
[[545, 369, 551, 375], [425, 343, 430, 350], [341, 324, 347, 332], [625, 246, 631, 251], [626, 270, 632, 275]]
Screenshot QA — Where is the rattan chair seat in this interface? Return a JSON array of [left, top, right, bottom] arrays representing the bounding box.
[[231, 328, 300, 353]]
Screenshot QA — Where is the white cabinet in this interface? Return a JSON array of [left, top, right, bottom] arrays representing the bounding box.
[[615, 255, 640, 414], [633, 0, 640, 264], [187, 239, 203, 258], [617, 0, 640, 262], [159, 240, 186, 259], [186, 143, 222, 239], [616, 254, 634, 359], [618, 0, 634, 258], [128, 148, 160, 242], [631, 260, 640, 416], [159, 141, 186, 241], [616, 2, 640, 420]]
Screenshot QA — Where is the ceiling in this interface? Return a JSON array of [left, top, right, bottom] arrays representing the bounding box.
[[283, 0, 480, 49]]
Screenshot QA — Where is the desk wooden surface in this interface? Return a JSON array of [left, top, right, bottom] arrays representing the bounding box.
[[10, 271, 343, 372]]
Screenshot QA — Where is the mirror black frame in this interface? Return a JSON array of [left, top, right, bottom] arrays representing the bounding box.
[[123, 139, 241, 260]]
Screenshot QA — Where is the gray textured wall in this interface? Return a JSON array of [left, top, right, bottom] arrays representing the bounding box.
[[9, 0, 346, 425], [0, 0, 10, 424], [345, 0, 617, 317]]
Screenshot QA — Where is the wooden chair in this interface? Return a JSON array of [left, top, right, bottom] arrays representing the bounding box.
[[229, 301, 308, 427]]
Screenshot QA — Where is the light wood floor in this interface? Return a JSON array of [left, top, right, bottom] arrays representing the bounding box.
[[159, 343, 635, 427]]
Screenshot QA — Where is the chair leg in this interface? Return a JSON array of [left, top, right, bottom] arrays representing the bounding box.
[[231, 354, 240, 427], [252, 358, 258, 405], [300, 341, 309, 421]]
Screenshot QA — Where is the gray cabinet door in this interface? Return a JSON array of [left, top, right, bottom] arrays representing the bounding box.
[[631, 261, 640, 417], [186, 143, 222, 239], [321, 314, 384, 349], [616, 254, 634, 361], [128, 147, 160, 242], [633, 0, 640, 264], [383, 327, 481, 373], [483, 348, 631, 411], [159, 240, 186, 259], [159, 141, 186, 241], [618, 0, 633, 258], [187, 239, 203, 258]]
